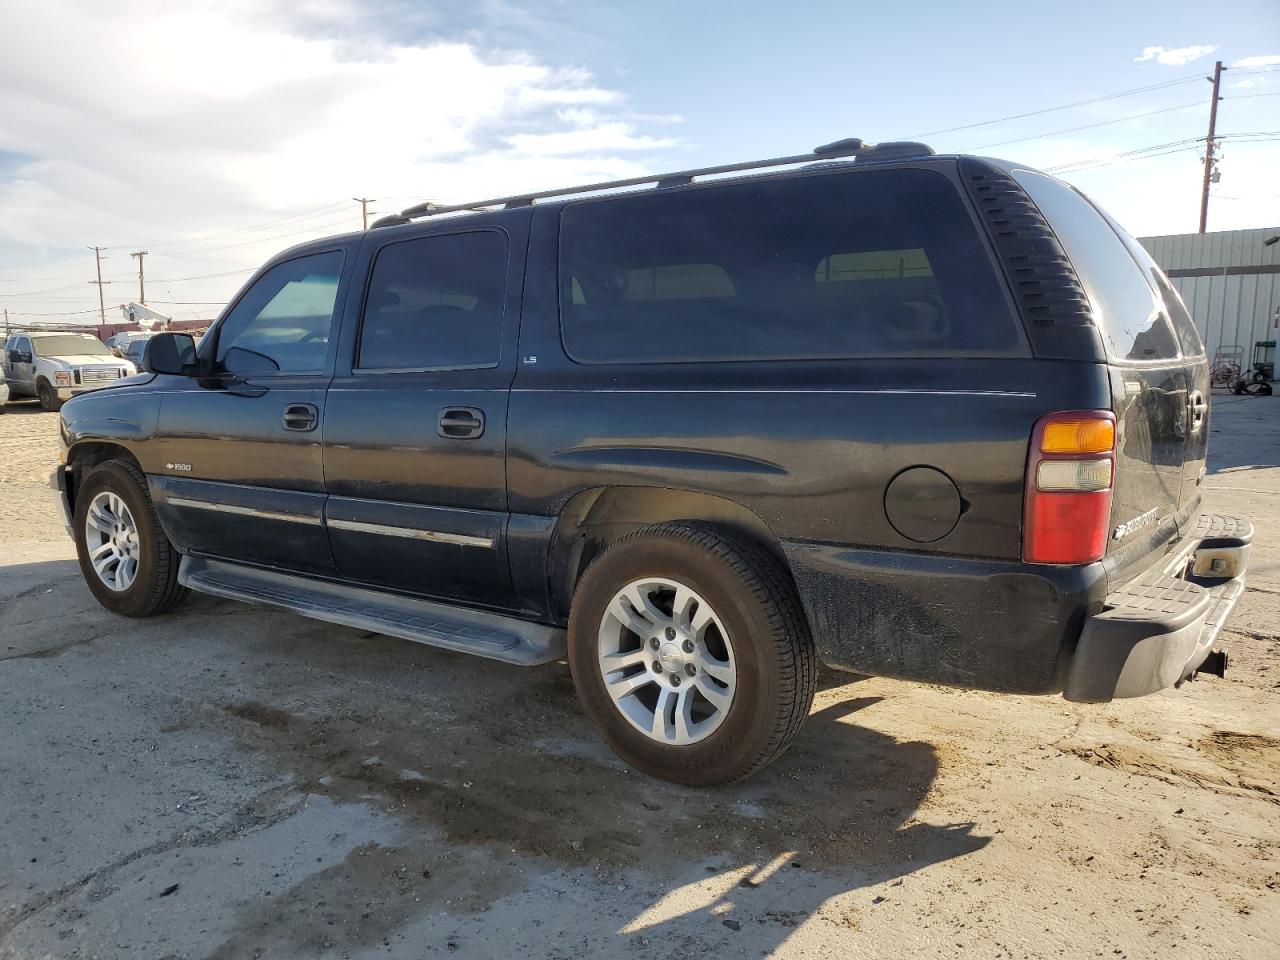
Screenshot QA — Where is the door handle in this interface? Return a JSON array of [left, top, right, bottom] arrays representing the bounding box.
[[438, 407, 485, 439], [282, 402, 319, 432], [1188, 391, 1208, 432]]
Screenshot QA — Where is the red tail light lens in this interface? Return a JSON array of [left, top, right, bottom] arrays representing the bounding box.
[[1023, 411, 1116, 564]]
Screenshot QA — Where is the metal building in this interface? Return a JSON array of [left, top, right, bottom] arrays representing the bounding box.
[[1138, 226, 1280, 375]]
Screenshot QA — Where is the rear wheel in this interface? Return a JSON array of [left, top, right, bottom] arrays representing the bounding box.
[[568, 522, 817, 786], [37, 379, 62, 412], [73, 459, 188, 617]]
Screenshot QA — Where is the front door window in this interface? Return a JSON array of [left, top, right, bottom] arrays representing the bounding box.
[[213, 251, 345, 375]]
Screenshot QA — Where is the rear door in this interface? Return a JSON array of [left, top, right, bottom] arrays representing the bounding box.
[[1013, 171, 1198, 545], [1107, 228, 1211, 507], [321, 215, 526, 609]]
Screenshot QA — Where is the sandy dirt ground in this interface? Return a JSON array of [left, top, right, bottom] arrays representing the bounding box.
[[0, 395, 1277, 959]]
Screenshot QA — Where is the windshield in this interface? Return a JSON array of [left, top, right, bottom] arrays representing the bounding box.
[[32, 335, 109, 357]]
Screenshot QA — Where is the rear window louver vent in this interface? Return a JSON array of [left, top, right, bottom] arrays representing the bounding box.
[[960, 159, 1093, 330]]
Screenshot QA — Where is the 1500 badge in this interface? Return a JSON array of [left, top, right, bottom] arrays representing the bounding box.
[[1113, 507, 1159, 540], [165, 462, 192, 472]]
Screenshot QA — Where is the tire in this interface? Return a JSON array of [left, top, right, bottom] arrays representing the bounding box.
[[37, 379, 62, 412], [73, 459, 188, 617], [568, 522, 818, 787]]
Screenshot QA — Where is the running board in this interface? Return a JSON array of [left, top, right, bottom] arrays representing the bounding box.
[[178, 556, 565, 666]]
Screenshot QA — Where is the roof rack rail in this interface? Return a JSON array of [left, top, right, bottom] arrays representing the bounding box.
[[371, 137, 935, 228]]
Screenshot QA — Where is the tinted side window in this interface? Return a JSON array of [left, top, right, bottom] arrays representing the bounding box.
[[357, 232, 507, 371], [1013, 170, 1180, 362], [559, 168, 1021, 364], [215, 251, 344, 374], [1095, 208, 1205, 357]]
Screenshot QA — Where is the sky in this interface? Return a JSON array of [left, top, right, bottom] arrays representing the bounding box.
[[0, 0, 1277, 328]]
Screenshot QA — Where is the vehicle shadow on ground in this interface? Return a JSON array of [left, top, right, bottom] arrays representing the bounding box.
[[606, 693, 990, 955], [1, 558, 988, 957], [184, 619, 989, 957], [0, 402, 53, 416]]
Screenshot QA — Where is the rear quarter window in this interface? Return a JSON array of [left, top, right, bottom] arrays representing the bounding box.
[[1012, 170, 1182, 362], [558, 167, 1022, 364]]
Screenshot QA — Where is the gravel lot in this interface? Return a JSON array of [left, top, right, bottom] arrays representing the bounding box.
[[1, 395, 1277, 959]]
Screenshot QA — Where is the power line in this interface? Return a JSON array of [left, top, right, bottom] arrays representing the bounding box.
[[1044, 137, 1205, 173], [127, 200, 352, 252], [5, 307, 104, 317], [141, 214, 360, 256], [147, 268, 256, 283], [903, 73, 1207, 140], [962, 100, 1205, 152], [1044, 133, 1280, 176]]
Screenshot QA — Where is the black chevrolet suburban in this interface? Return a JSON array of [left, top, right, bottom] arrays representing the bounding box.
[[53, 138, 1252, 786]]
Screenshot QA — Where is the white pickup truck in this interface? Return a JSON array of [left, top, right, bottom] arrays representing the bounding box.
[[3, 331, 136, 412]]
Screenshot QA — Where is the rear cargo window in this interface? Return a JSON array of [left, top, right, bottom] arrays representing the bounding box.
[[559, 168, 1021, 364], [1012, 170, 1181, 362]]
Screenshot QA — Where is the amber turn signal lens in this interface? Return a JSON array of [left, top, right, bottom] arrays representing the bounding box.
[[1041, 419, 1114, 455]]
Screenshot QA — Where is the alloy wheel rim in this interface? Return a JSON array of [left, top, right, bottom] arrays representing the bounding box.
[[84, 491, 140, 592], [597, 577, 736, 746]]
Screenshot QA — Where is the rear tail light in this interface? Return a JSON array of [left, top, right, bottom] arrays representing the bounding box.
[[1023, 411, 1116, 564]]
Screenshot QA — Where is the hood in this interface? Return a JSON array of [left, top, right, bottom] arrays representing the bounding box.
[[42, 354, 127, 367]]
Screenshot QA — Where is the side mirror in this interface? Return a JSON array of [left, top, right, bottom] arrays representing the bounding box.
[[143, 333, 197, 375]]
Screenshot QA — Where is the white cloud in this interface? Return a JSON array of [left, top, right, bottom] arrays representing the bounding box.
[[1133, 44, 1219, 66], [1232, 54, 1280, 67], [0, 0, 679, 319]]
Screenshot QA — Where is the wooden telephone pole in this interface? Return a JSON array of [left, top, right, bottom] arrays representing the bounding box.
[[353, 197, 375, 230], [88, 246, 111, 324], [130, 250, 148, 305], [1198, 60, 1225, 234]]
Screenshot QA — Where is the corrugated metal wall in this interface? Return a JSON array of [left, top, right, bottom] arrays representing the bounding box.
[[1139, 227, 1280, 370]]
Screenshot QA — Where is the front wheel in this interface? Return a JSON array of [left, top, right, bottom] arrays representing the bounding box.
[[37, 379, 62, 412], [73, 459, 188, 617], [568, 522, 818, 786]]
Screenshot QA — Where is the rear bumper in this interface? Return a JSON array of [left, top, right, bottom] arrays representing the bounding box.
[[783, 511, 1250, 698], [1063, 513, 1251, 702], [783, 541, 1105, 694]]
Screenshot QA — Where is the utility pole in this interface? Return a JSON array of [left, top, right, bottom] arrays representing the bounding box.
[[88, 246, 111, 324], [130, 250, 148, 305], [353, 197, 375, 230], [1198, 60, 1226, 234]]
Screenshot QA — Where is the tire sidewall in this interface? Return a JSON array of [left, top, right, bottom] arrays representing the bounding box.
[[74, 462, 167, 616], [569, 530, 790, 784], [37, 380, 59, 412]]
